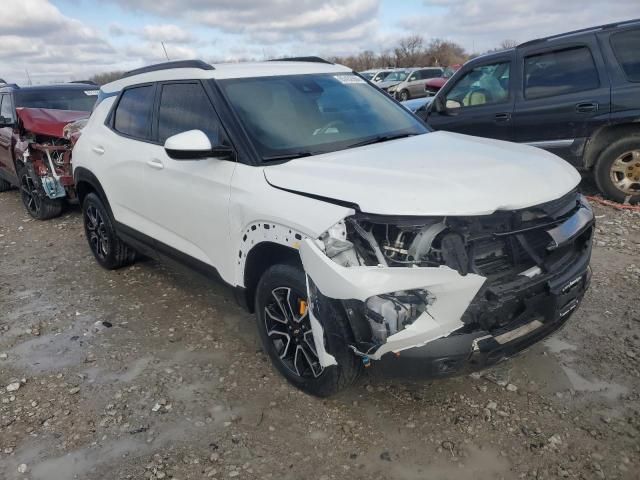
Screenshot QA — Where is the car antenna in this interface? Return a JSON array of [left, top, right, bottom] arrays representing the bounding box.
[[161, 42, 170, 61]]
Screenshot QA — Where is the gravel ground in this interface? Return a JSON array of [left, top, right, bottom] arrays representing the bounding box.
[[1, 188, 639, 480]]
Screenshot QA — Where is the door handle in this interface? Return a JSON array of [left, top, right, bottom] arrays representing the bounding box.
[[575, 102, 598, 113], [146, 158, 164, 170], [494, 112, 511, 122], [92, 145, 105, 155]]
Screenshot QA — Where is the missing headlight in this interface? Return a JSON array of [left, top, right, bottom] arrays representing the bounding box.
[[365, 289, 435, 343]]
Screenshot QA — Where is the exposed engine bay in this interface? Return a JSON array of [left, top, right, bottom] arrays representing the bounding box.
[[15, 108, 88, 201], [301, 190, 594, 366]]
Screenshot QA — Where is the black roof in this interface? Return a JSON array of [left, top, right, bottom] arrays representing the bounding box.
[[0, 83, 98, 93], [122, 60, 214, 79], [518, 18, 640, 48]]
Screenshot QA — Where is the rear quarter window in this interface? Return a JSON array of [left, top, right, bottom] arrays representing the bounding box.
[[524, 46, 600, 99], [113, 85, 155, 140], [610, 28, 640, 82]]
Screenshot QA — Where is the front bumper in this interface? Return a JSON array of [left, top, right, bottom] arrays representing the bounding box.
[[378, 258, 591, 377]]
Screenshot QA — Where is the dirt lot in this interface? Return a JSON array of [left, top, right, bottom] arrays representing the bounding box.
[[1, 188, 639, 480]]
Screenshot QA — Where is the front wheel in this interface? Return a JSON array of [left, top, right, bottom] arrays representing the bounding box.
[[17, 163, 63, 220], [255, 264, 361, 397], [82, 192, 136, 269], [594, 136, 640, 204], [398, 90, 410, 102]]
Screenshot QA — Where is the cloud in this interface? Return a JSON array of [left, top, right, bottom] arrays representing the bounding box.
[[142, 24, 194, 44], [402, 0, 640, 52], [109, 0, 380, 46]]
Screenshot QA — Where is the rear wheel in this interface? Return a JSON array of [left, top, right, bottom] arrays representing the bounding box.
[[82, 192, 136, 269], [255, 264, 361, 397], [594, 136, 640, 204], [399, 89, 410, 102], [17, 163, 63, 220]]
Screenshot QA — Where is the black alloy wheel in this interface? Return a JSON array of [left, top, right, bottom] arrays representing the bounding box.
[[264, 286, 324, 379]]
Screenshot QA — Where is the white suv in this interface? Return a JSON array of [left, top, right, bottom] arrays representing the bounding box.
[[73, 58, 595, 396]]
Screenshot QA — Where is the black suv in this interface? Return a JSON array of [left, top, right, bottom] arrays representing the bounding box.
[[419, 19, 640, 204]]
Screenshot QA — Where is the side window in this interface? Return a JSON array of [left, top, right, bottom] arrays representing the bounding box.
[[407, 71, 419, 82], [610, 28, 640, 82], [157, 82, 225, 145], [113, 85, 155, 140], [445, 62, 511, 108], [421, 69, 440, 80], [0, 94, 14, 122], [524, 47, 599, 99]]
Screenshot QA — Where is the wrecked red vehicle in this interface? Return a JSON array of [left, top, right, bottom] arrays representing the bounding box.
[[424, 64, 461, 96], [0, 83, 96, 219]]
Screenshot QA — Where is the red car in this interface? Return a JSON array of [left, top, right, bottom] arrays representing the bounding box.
[[424, 65, 461, 96], [0, 84, 94, 219]]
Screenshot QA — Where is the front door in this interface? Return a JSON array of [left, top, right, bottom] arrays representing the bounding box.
[[139, 81, 236, 275], [426, 56, 515, 141]]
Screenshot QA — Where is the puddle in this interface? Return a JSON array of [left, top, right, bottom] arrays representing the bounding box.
[[561, 365, 629, 401], [8, 331, 87, 373], [544, 337, 578, 354]]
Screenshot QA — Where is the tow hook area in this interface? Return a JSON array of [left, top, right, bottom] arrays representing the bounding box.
[[299, 239, 486, 365]]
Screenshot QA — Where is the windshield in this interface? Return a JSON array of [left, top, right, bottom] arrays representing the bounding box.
[[218, 73, 427, 161], [382, 70, 409, 82], [360, 72, 374, 80], [14, 88, 98, 112]]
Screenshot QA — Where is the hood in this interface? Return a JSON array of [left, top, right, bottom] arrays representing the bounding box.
[[402, 97, 433, 112], [16, 108, 90, 139], [377, 80, 402, 89], [264, 131, 581, 216]]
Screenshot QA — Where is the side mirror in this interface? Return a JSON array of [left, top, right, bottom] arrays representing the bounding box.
[[164, 130, 234, 160], [432, 95, 445, 113]]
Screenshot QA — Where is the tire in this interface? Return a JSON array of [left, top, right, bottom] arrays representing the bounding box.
[[17, 163, 63, 220], [399, 89, 410, 102], [594, 135, 640, 204], [82, 192, 136, 269], [255, 264, 361, 397], [0, 176, 12, 192]]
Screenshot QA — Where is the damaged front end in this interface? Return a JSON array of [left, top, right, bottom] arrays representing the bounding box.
[[300, 190, 594, 375], [16, 108, 88, 202]]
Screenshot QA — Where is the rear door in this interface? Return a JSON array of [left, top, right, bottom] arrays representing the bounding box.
[[0, 93, 17, 182], [512, 35, 611, 167], [426, 54, 515, 141]]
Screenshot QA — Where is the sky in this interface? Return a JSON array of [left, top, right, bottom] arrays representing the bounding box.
[[1, 0, 639, 84]]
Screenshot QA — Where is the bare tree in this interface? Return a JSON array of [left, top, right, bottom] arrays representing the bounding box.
[[499, 39, 518, 50], [425, 39, 467, 66], [88, 71, 124, 85], [394, 35, 425, 67]]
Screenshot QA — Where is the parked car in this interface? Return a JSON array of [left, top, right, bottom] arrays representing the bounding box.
[[359, 68, 395, 83], [374, 68, 410, 92], [387, 67, 444, 101], [0, 83, 96, 218], [424, 64, 461, 96], [402, 96, 433, 115], [73, 58, 594, 396], [418, 19, 640, 204]]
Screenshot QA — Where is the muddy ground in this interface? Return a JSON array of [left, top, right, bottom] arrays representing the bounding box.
[[1, 187, 639, 480]]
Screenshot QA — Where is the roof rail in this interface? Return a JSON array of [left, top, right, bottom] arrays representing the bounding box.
[[0, 83, 19, 90], [518, 18, 640, 48], [69, 80, 98, 85], [269, 56, 333, 65], [121, 60, 214, 79]]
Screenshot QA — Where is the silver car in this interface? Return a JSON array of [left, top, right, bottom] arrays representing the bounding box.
[[388, 67, 444, 101]]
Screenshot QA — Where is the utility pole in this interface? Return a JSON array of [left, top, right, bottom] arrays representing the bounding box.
[[161, 42, 170, 61], [25, 69, 32, 85]]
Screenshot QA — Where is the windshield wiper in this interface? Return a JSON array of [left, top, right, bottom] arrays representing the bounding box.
[[262, 151, 315, 162], [345, 133, 417, 150]]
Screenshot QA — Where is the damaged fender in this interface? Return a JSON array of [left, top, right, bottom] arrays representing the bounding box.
[[299, 239, 486, 364]]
